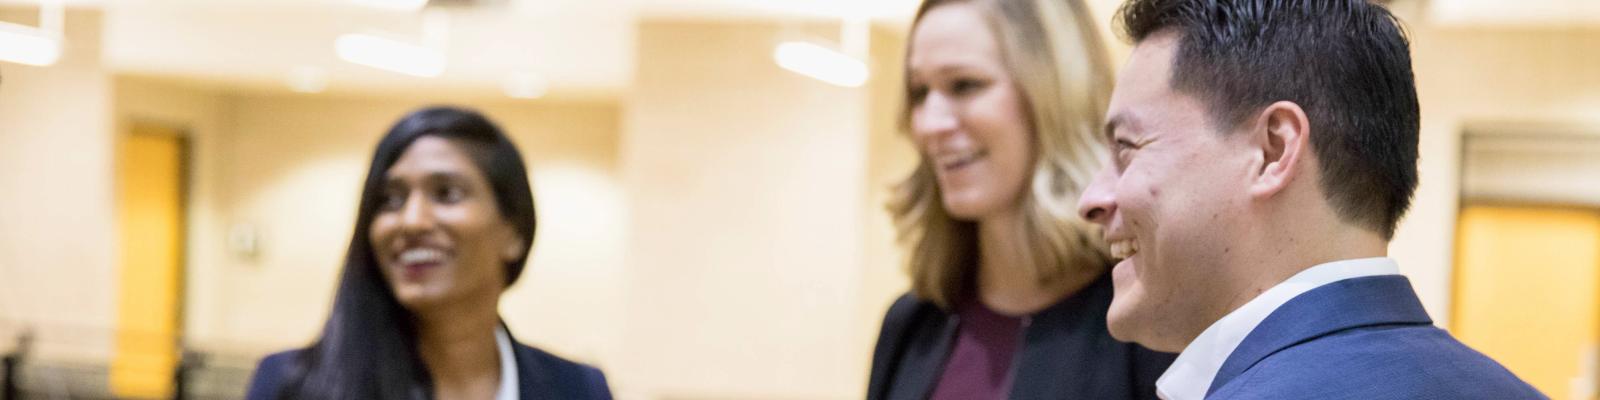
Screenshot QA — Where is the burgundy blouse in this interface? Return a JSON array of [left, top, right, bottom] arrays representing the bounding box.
[[928, 296, 1028, 400]]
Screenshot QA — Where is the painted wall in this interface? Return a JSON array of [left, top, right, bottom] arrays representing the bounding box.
[[617, 19, 876, 400], [113, 77, 233, 354], [5, 4, 1598, 399], [0, 9, 116, 363], [1398, 23, 1600, 325], [202, 95, 624, 360], [112, 79, 626, 368]]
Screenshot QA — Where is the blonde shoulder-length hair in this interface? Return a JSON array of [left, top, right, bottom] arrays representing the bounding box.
[[890, 0, 1116, 309]]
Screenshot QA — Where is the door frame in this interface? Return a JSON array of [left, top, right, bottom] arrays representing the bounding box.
[[1454, 125, 1600, 399], [114, 119, 193, 398]]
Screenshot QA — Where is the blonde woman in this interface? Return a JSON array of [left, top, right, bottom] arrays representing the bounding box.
[[865, 0, 1173, 398]]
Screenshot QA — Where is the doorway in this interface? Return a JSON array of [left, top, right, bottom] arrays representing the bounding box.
[[1453, 129, 1600, 400], [1454, 205, 1599, 399], [109, 122, 188, 399]]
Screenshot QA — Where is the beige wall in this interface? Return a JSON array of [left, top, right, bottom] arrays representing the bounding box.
[[1462, 132, 1600, 206], [0, 9, 116, 362], [7, 3, 1598, 398], [857, 22, 915, 382], [204, 94, 624, 357], [97, 16, 906, 400], [617, 19, 888, 400], [111, 80, 626, 367], [1396, 23, 1600, 326], [113, 77, 233, 352]]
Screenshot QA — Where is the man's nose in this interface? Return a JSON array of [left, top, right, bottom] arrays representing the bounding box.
[[1077, 164, 1117, 225]]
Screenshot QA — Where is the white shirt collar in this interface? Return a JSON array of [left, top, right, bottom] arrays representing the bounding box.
[[1154, 257, 1401, 400], [495, 326, 519, 400]]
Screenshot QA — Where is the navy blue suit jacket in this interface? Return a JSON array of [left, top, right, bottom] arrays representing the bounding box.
[[1204, 275, 1545, 399], [245, 339, 612, 400]]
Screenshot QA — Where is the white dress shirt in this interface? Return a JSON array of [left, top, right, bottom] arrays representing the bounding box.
[[495, 327, 519, 400], [1154, 257, 1401, 400]]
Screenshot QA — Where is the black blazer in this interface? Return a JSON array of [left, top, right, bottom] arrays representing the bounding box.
[[867, 273, 1174, 400], [245, 333, 612, 400]]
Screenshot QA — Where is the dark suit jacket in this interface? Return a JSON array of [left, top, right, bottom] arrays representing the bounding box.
[[245, 334, 612, 400], [867, 273, 1175, 400], [1205, 275, 1545, 399]]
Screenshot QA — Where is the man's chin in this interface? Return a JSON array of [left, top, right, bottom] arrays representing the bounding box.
[[1106, 321, 1139, 344], [1106, 299, 1183, 352], [1105, 305, 1141, 344]]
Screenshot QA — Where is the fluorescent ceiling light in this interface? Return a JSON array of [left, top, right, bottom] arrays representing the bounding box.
[[774, 41, 867, 88], [286, 65, 329, 93], [352, 0, 429, 11], [335, 33, 445, 77], [0, 24, 61, 67], [502, 72, 548, 99]]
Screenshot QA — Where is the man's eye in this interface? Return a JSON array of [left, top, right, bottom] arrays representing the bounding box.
[[1112, 138, 1139, 169]]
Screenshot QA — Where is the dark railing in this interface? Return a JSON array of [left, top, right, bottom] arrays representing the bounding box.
[[0, 325, 260, 400], [2, 329, 31, 400]]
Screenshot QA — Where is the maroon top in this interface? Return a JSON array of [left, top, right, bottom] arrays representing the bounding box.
[[928, 296, 1027, 400]]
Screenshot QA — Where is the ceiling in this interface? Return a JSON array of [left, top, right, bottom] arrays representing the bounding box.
[[1428, 0, 1600, 26], [92, 0, 923, 98], [0, 0, 924, 97], [101, 1, 640, 97], [2, 0, 1595, 98]]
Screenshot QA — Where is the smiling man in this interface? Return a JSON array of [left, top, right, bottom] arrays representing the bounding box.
[[1076, 0, 1544, 399]]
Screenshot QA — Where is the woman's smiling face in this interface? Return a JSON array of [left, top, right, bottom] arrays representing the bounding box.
[[907, 2, 1037, 221], [369, 136, 522, 311]]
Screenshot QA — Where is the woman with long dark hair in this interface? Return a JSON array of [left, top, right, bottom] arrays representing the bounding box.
[[245, 106, 612, 400]]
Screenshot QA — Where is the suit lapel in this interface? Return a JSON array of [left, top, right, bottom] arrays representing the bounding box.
[[514, 344, 561, 400], [1206, 275, 1433, 396], [891, 314, 960, 400], [500, 324, 559, 400], [1008, 275, 1113, 399]]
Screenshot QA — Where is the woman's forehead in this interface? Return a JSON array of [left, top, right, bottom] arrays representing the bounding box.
[[386, 137, 485, 181]]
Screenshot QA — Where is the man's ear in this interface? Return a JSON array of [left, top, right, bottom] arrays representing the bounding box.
[[1248, 101, 1311, 199]]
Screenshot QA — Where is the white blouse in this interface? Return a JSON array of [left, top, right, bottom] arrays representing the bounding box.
[[495, 327, 519, 400]]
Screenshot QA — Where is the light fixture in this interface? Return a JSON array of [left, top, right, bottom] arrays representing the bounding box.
[[502, 71, 548, 99], [286, 66, 329, 93], [335, 33, 445, 77], [0, 25, 60, 66], [773, 41, 867, 88], [351, 0, 429, 12], [0, 1, 63, 67]]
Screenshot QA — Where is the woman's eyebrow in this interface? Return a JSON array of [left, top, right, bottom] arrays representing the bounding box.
[[384, 170, 468, 185]]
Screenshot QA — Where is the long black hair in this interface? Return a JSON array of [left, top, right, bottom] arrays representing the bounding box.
[[278, 106, 537, 399]]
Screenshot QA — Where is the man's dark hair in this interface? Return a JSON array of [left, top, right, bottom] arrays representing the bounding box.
[[1116, 0, 1419, 239]]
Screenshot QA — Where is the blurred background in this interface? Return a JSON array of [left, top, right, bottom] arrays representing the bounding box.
[[0, 0, 1596, 398]]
